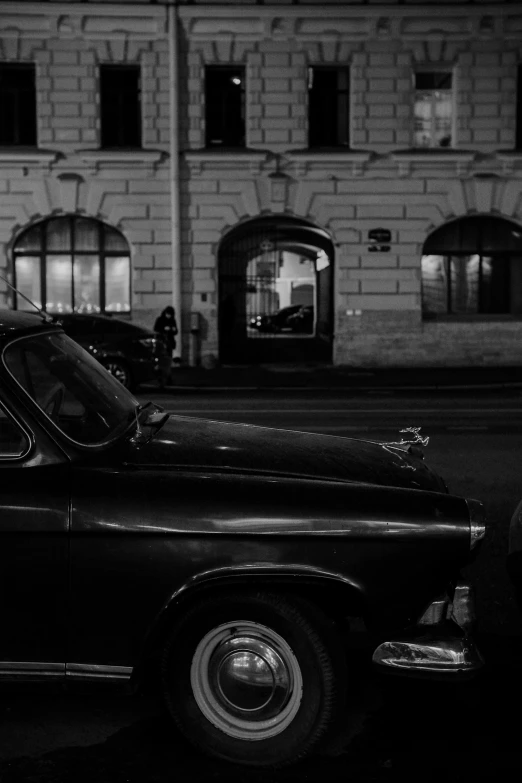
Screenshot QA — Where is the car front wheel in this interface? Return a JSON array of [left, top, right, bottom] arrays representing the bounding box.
[[161, 591, 344, 767], [100, 359, 132, 389]]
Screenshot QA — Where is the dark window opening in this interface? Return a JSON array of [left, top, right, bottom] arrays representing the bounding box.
[[414, 72, 452, 91], [100, 65, 141, 149], [421, 217, 522, 317], [308, 67, 350, 148], [0, 63, 37, 147], [205, 66, 246, 148], [12, 216, 131, 315]]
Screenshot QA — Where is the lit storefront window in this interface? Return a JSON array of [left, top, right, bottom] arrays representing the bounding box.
[[12, 217, 131, 314], [421, 217, 522, 317]]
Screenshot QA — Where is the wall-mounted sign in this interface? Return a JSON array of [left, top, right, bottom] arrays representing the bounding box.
[[368, 227, 391, 252], [368, 228, 391, 243]]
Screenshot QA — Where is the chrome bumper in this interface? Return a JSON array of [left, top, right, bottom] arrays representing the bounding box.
[[372, 631, 484, 675], [372, 579, 484, 676]]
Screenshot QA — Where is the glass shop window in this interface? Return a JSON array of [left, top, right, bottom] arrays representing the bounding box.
[[0, 63, 37, 146], [13, 217, 131, 315], [205, 66, 246, 148], [308, 67, 350, 148], [414, 71, 453, 148], [421, 216, 522, 318]]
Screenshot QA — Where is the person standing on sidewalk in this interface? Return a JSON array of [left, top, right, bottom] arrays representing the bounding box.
[[154, 306, 178, 387]]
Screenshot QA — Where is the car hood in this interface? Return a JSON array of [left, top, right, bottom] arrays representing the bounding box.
[[125, 414, 446, 493]]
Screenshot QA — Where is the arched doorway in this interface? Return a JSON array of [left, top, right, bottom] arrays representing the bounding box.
[[218, 216, 334, 364], [421, 215, 522, 317]]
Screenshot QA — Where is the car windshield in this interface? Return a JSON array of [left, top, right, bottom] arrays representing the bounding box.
[[3, 331, 138, 446]]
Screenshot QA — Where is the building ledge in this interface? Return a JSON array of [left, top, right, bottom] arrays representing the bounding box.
[[77, 149, 166, 169], [184, 149, 267, 175], [0, 148, 59, 167], [287, 148, 372, 176], [495, 150, 522, 174], [391, 149, 476, 175]]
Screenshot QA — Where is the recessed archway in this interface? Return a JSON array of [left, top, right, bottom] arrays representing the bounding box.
[[218, 215, 334, 364]]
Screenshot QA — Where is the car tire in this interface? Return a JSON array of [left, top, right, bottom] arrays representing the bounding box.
[[160, 591, 344, 767], [100, 359, 133, 390]]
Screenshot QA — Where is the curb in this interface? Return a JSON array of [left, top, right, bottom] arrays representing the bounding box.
[[156, 381, 522, 393]]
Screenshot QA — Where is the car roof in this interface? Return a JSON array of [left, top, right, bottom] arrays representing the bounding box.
[[55, 313, 155, 337], [0, 309, 62, 345]]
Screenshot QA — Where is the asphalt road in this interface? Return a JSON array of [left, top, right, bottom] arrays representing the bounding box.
[[1, 389, 521, 782]]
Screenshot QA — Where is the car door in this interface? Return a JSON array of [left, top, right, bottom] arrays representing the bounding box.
[[0, 397, 70, 679]]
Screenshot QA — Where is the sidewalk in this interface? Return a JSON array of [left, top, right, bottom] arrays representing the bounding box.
[[149, 364, 522, 393]]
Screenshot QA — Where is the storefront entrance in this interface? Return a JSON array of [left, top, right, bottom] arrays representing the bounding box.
[[218, 216, 334, 364]]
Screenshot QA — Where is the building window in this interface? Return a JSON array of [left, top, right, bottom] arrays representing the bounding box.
[[308, 67, 350, 148], [515, 65, 522, 150], [0, 63, 37, 146], [414, 71, 453, 148], [13, 216, 131, 314], [421, 216, 522, 317], [100, 65, 141, 148], [205, 66, 246, 147]]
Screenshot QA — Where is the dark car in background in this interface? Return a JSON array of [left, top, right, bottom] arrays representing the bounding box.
[[250, 304, 314, 334], [51, 313, 165, 390], [0, 311, 486, 768]]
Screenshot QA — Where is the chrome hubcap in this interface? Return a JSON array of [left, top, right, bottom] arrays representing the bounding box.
[[191, 621, 303, 740]]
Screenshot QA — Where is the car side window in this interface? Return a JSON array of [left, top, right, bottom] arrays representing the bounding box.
[[7, 344, 88, 426], [0, 403, 29, 459]]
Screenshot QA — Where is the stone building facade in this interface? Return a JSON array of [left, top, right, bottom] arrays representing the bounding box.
[[1, 1, 522, 368]]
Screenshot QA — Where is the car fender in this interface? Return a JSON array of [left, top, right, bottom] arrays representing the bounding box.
[[134, 563, 367, 680]]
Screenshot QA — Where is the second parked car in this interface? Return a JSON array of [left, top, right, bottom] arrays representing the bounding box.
[[51, 313, 165, 390]]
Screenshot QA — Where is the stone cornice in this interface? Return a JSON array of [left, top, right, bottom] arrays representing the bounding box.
[[184, 150, 267, 176], [0, 3, 167, 39], [391, 150, 476, 176], [179, 5, 522, 42], [77, 149, 167, 172], [287, 150, 372, 177], [495, 151, 522, 176], [0, 149, 58, 169]]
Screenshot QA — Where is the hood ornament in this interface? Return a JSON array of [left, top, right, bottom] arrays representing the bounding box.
[[398, 427, 429, 448], [380, 427, 430, 461]]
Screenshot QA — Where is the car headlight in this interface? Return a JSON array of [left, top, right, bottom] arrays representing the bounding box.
[[465, 498, 486, 551]]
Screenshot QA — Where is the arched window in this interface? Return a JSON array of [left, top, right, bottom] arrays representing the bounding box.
[[12, 216, 131, 314], [421, 216, 522, 317]]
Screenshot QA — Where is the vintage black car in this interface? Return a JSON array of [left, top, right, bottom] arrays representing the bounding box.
[[0, 311, 485, 768]]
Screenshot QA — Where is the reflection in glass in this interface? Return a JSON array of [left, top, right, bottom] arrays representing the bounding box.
[[450, 255, 479, 313], [105, 256, 130, 312], [46, 256, 72, 313], [421, 255, 447, 314], [74, 218, 100, 251], [14, 223, 42, 252], [73, 256, 100, 313], [104, 224, 128, 252], [46, 218, 72, 251], [14, 256, 41, 310]]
